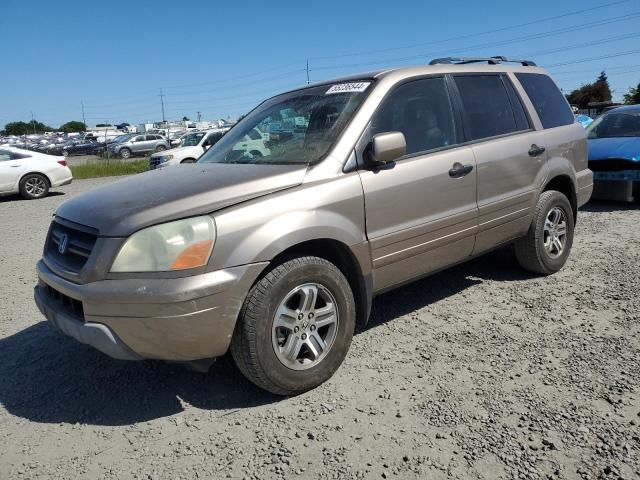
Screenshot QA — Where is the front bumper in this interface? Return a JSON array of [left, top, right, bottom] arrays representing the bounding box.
[[35, 259, 268, 361]]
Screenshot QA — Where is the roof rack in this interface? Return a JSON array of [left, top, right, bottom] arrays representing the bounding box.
[[429, 56, 537, 67]]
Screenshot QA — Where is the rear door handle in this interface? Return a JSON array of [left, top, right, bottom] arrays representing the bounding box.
[[10, 164, 22, 168], [449, 162, 474, 178], [528, 144, 546, 157]]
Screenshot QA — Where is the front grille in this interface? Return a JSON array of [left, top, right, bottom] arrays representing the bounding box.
[[149, 157, 162, 170], [46, 221, 97, 273], [43, 284, 85, 321]]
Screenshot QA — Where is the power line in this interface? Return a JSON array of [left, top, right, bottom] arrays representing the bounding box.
[[515, 31, 640, 58], [309, 0, 631, 61], [311, 12, 640, 72], [546, 49, 640, 67]]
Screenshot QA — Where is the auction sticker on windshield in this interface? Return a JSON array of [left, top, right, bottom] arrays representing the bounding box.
[[325, 82, 370, 94]]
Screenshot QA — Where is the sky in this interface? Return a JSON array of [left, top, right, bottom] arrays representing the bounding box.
[[1, 0, 639, 129]]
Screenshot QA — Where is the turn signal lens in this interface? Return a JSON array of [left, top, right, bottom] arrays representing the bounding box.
[[171, 240, 214, 270]]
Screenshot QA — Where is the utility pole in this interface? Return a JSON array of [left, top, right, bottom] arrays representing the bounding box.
[[30, 111, 36, 133], [159, 88, 166, 123], [306, 59, 310, 84], [81, 100, 86, 128], [197, 111, 202, 122]]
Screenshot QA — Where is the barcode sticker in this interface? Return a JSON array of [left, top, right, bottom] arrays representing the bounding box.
[[325, 82, 370, 95]]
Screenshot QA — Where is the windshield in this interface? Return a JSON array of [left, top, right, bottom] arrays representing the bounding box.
[[113, 134, 135, 143], [587, 111, 640, 139], [198, 81, 372, 165], [181, 132, 205, 147]]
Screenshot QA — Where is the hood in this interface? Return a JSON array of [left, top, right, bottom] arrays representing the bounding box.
[[56, 163, 307, 236], [588, 137, 640, 162], [151, 145, 200, 157]]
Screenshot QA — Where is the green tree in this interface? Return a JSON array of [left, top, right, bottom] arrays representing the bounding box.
[[59, 121, 86, 133], [182, 116, 190, 121], [2, 120, 54, 135], [622, 82, 640, 105], [566, 71, 613, 109]]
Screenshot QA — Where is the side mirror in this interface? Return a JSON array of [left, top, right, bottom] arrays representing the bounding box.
[[365, 131, 406, 168]]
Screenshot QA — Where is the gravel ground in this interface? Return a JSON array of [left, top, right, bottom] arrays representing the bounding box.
[[0, 178, 638, 480]]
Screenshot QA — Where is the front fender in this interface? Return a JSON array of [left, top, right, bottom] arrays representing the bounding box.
[[209, 172, 368, 272]]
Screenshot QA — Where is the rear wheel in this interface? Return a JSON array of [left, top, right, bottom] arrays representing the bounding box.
[[119, 147, 131, 159], [19, 173, 49, 200], [231, 256, 356, 395], [515, 190, 574, 274]]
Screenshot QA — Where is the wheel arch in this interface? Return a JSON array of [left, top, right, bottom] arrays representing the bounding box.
[[252, 238, 372, 330], [19, 170, 52, 187], [542, 174, 577, 222]]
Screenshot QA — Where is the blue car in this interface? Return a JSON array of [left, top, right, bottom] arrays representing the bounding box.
[[575, 114, 593, 128], [587, 104, 640, 202]]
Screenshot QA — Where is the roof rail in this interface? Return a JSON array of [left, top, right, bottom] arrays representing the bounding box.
[[429, 56, 537, 67]]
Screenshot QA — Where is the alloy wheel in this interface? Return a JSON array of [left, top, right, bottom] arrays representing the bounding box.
[[271, 283, 339, 371], [543, 207, 568, 258], [25, 177, 47, 197]]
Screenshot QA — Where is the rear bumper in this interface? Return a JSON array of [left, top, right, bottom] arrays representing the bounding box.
[[35, 259, 268, 361]]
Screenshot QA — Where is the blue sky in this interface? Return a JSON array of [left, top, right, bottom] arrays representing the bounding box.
[[1, 0, 639, 129]]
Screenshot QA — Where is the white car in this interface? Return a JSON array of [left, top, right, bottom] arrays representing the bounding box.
[[0, 147, 72, 199], [149, 128, 229, 169], [231, 127, 271, 159]]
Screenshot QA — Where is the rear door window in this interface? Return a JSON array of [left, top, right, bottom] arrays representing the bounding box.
[[515, 73, 574, 129], [453, 74, 525, 141], [369, 76, 458, 155]]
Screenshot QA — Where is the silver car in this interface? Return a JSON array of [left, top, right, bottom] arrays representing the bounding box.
[[34, 57, 592, 394], [107, 133, 170, 158]]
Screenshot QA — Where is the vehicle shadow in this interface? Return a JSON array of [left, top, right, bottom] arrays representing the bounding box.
[[0, 248, 531, 426], [0, 191, 65, 203], [580, 199, 639, 213]]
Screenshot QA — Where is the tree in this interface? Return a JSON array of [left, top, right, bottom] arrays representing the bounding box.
[[59, 121, 86, 133], [182, 116, 190, 121], [566, 70, 612, 109], [623, 82, 640, 105], [2, 120, 54, 135]]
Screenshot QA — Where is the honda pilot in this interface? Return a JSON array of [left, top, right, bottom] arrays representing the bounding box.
[[34, 57, 593, 395]]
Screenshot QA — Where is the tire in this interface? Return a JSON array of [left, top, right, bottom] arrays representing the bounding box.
[[180, 158, 196, 164], [231, 256, 356, 395], [154, 145, 166, 153], [19, 173, 50, 200], [119, 148, 131, 159], [515, 190, 575, 275]]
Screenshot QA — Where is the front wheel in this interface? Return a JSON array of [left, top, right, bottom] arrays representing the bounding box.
[[119, 147, 131, 159], [154, 145, 166, 153], [231, 256, 356, 395], [19, 173, 50, 200], [515, 190, 575, 275]]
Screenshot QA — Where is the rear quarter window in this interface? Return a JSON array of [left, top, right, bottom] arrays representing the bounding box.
[[515, 73, 574, 129]]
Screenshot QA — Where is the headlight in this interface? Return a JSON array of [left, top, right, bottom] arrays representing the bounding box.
[[110, 216, 216, 272], [161, 154, 173, 162]]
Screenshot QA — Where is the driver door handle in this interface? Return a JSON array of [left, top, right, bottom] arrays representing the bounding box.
[[449, 162, 474, 178]]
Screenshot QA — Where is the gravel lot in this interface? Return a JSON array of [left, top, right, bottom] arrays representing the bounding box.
[[0, 178, 638, 480]]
